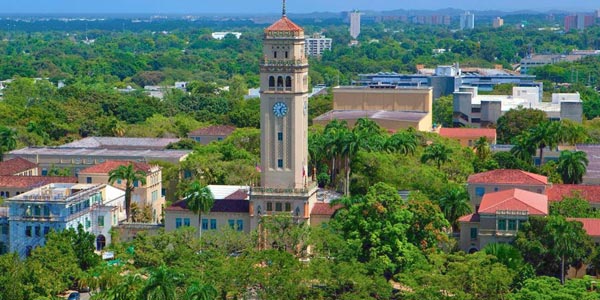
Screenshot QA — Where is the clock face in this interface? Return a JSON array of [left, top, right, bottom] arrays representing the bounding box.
[[273, 102, 288, 118]]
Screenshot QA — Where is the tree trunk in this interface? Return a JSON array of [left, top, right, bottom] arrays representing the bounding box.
[[561, 255, 565, 285], [125, 187, 131, 223], [198, 213, 203, 241], [539, 146, 544, 166], [345, 156, 350, 196], [331, 157, 336, 185]]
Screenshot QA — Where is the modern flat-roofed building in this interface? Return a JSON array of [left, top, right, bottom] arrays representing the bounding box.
[[460, 11, 475, 30], [211, 32, 242, 40], [313, 85, 433, 132], [453, 86, 582, 127], [0, 175, 77, 200], [188, 125, 236, 145], [6, 183, 125, 257], [78, 161, 164, 223], [520, 51, 600, 74], [6, 137, 191, 177], [305, 33, 332, 57]]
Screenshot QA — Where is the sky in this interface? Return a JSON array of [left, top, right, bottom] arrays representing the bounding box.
[[0, 0, 597, 15]]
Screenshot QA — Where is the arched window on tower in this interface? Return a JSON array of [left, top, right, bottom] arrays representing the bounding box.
[[269, 76, 275, 90], [274, 51, 277, 58], [285, 76, 292, 91], [285, 51, 289, 58], [277, 76, 284, 90]]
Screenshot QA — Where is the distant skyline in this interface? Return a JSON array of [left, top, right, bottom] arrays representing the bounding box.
[[0, 0, 598, 15]]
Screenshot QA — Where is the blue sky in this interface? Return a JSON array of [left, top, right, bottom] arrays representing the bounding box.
[[0, 0, 597, 14]]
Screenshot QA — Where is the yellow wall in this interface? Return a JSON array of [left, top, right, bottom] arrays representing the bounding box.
[[333, 87, 432, 113]]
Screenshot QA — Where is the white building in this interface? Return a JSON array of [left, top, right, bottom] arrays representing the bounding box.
[[305, 34, 332, 56], [460, 11, 475, 30], [350, 10, 361, 39], [211, 32, 242, 40], [6, 183, 126, 257]]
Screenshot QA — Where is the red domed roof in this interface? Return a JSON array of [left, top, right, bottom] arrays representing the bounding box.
[[265, 16, 303, 33]]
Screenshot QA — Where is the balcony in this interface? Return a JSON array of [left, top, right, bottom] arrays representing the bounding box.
[[251, 182, 317, 197], [479, 229, 518, 237], [261, 58, 308, 67]]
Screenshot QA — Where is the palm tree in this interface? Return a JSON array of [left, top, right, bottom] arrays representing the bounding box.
[[557, 150, 589, 184], [353, 117, 381, 136], [340, 130, 362, 195], [483, 243, 524, 271], [0, 126, 17, 161], [548, 217, 578, 285], [385, 131, 417, 155], [138, 266, 179, 300], [421, 143, 452, 170], [100, 273, 143, 300], [323, 120, 348, 185], [473, 136, 491, 161], [308, 132, 324, 181], [108, 163, 147, 223], [438, 186, 472, 232], [528, 121, 561, 166], [510, 132, 536, 165], [184, 281, 217, 300], [184, 180, 215, 239]]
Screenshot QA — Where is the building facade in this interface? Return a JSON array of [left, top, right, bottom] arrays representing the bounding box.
[[460, 11, 475, 30], [492, 17, 504, 28], [6, 183, 125, 257], [0, 157, 39, 176], [350, 10, 361, 39], [304, 34, 332, 57], [187, 125, 236, 145], [78, 161, 164, 223]]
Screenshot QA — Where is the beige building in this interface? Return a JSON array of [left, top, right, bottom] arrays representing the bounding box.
[[188, 125, 236, 145], [164, 185, 251, 233], [78, 161, 164, 223], [313, 86, 433, 132], [0, 157, 39, 176]]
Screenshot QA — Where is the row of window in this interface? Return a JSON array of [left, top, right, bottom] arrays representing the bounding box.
[[268, 76, 292, 89], [25, 225, 51, 237], [24, 205, 51, 218], [175, 218, 244, 231], [497, 219, 521, 231]]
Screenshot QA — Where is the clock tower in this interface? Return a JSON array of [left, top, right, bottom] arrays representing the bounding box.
[[250, 1, 317, 230]]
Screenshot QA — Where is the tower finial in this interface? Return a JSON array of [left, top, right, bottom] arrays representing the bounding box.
[[282, 0, 286, 16]]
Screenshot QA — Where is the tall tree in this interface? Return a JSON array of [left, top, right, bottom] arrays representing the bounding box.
[[496, 107, 546, 144], [557, 150, 589, 184], [323, 120, 348, 186], [528, 121, 562, 166], [421, 143, 452, 170], [384, 131, 417, 155], [184, 281, 217, 300], [138, 266, 180, 300], [0, 126, 17, 161], [184, 180, 215, 240], [438, 185, 472, 232], [473, 136, 491, 161], [108, 163, 147, 223]]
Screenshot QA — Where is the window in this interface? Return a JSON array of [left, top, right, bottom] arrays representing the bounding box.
[[184, 218, 190, 227], [285, 76, 292, 88], [278, 132, 283, 141], [285, 51, 288, 58], [508, 219, 517, 231], [494, 187, 499, 192], [278, 159, 283, 168], [275, 202, 282, 212], [43, 226, 50, 236], [176, 218, 182, 228], [475, 187, 485, 197], [202, 219, 208, 230], [277, 76, 284, 88], [274, 51, 277, 58], [470, 228, 478, 240], [267, 202, 273, 211], [498, 219, 507, 231], [42, 168, 48, 176], [33, 205, 41, 216], [217, 137, 223, 141], [86, 218, 91, 229], [117, 179, 122, 184], [26, 226, 32, 237], [237, 220, 244, 231], [210, 219, 217, 230], [133, 181, 139, 188], [86, 177, 92, 184], [228, 219, 235, 229], [151, 191, 158, 202], [35, 226, 40, 237], [98, 216, 105, 227], [269, 76, 275, 87], [285, 203, 291, 212], [194, 137, 201, 142], [1, 224, 7, 235], [43, 206, 50, 217]]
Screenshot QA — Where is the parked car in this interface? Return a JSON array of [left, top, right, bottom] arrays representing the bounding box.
[[67, 292, 80, 300]]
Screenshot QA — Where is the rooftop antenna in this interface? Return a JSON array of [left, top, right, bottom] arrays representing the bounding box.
[[282, 0, 286, 17]]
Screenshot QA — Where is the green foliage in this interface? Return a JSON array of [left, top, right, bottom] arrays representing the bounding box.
[[432, 95, 453, 127], [557, 150, 589, 184], [496, 108, 547, 144], [550, 192, 599, 218], [509, 276, 600, 300]]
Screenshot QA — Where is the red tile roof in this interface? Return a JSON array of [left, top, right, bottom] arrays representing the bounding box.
[[546, 184, 600, 203], [458, 213, 480, 223], [0, 157, 37, 176], [468, 169, 548, 185], [188, 125, 236, 137], [79, 161, 153, 174], [439, 128, 496, 140], [265, 16, 303, 32], [568, 218, 600, 237], [0, 175, 77, 188], [479, 189, 548, 215], [310, 203, 343, 216]]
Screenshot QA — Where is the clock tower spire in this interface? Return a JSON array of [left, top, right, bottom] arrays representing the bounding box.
[[250, 2, 317, 230]]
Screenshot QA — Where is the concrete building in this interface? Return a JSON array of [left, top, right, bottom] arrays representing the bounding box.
[[313, 85, 433, 132], [5, 183, 125, 257], [211, 32, 242, 40], [78, 161, 164, 223], [305, 33, 332, 57], [188, 125, 236, 144], [354, 65, 540, 99], [6, 137, 191, 177], [453, 86, 582, 127], [492, 17, 504, 28], [460, 11, 475, 30], [349, 10, 361, 39], [520, 51, 600, 74], [564, 14, 596, 31]]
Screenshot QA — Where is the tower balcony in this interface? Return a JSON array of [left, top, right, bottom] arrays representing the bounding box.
[[251, 181, 317, 197], [261, 58, 308, 67]]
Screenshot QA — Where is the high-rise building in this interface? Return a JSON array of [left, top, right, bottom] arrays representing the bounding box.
[[565, 13, 596, 31], [460, 11, 475, 30], [250, 2, 317, 230], [492, 17, 504, 28], [350, 10, 361, 39], [305, 33, 332, 56]]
